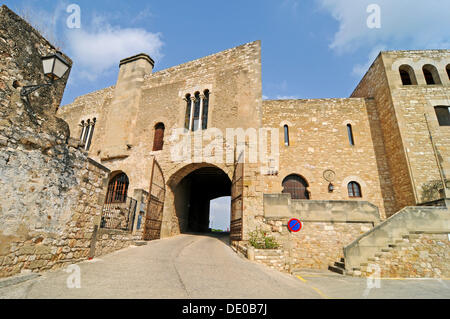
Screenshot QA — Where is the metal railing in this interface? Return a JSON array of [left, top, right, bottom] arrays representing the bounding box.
[[100, 197, 137, 231]]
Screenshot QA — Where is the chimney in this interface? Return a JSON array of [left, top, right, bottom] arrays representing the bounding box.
[[115, 53, 154, 90]]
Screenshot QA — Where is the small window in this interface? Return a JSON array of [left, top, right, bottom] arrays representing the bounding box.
[[347, 124, 355, 146], [399, 65, 417, 85], [446, 64, 450, 80], [435, 106, 450, 126], [348, 182, 362, 198], [202, 90, 209, 130], [79, 120, 85, 140], [423, 64, 441, 85], [284, 125, 290, 146], [153, 123, 165, 151], [184, 94, 191, 130], [85, 118, 96, 151], [193, 92, 201, 131]]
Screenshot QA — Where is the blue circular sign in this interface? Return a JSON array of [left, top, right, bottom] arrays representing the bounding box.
[[288, 218, 303, 232]]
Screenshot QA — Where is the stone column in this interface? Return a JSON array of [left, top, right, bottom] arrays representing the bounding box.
[[189, 96, 196, 131]]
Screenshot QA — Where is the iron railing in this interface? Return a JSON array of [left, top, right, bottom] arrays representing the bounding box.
[[100, 197, 137, 231]]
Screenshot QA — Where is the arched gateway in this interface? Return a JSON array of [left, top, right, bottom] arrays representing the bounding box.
[[143, 160, 244, 241]]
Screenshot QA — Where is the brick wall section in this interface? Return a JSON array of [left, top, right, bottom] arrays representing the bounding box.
[[0, 6, 139, 278], [352, 50, 450, 209], [262, 98, 389, 218], [381, 50, 450, 202], [257, 218, 374, 271], [359, 232, 449, 278], [352, 54, 415, 214]]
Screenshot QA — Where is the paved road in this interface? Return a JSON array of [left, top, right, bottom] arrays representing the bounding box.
[[0, 233, 449, 299]]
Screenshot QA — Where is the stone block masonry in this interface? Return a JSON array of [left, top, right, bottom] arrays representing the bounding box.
[[0, 5, 140, 278]]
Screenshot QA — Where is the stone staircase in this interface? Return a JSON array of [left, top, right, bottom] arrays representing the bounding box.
[[328, 258, 346, 275], [329, 232, 435, 276], [328, 235, 412, 276], [344, 236, 407, 276]]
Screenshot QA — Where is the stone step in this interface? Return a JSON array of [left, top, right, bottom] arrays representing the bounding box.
[[328, 265, 345, 275], [334, 261, 345, 268], [134, 241, 147, 246], [381, 247, 393, 252]]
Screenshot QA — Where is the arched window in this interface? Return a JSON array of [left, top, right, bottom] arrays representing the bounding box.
[[446, 64, 450, 80], [105, 173, 129, 204], [434, 106, 450, 126], [282, 175, 310, 199], [202, 90, 209, 130], [153, 122, 165, 151], [184, 94, 191, 130], [79, 120, 85, 140], [348, 182, 362, 198], [399, 65, 417, 85], [82, 119, 90, 145], [423, 64, 441, 85], [184, 90, 210, 131], [284, 125, 290, 146], [347, 124, 355, 146], [193, 92, 201, 131]]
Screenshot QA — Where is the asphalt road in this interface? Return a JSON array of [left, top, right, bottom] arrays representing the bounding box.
[[0, 233, 449, 299]]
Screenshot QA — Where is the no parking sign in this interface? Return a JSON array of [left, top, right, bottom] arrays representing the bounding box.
[[287, 218, 303, 233]]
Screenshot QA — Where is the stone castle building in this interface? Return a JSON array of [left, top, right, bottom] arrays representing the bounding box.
[[58, 41, 450, 235], [1, 5, 449, 279]]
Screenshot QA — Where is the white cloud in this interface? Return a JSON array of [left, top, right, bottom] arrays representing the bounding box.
[[67, 20, 163, 81], [317, 0, 450, 53], [276, 95, 301, 100]]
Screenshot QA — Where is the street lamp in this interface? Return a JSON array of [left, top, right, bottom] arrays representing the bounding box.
[[20, 52, 71, 100]]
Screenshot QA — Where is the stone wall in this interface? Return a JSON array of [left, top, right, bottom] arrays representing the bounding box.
[[262, 98, 390, 219], [0, 5, 141, 278], [359, 231, 449, 279], [352, 50, 450, 211], [241, 194, 379, 272]]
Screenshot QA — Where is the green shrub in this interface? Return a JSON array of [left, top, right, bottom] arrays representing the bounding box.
[[248, 228, 279, 249]]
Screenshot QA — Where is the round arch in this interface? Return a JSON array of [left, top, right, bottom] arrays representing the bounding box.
[[282, 174, 310, 200], [164, 162, 233, 235]]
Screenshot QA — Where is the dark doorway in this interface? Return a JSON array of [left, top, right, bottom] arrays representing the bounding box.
[[174, 166, 232, 233]]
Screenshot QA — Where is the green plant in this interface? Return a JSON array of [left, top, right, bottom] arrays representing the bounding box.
[[421, 180, 444, 203], [248, 228, 280, 249]]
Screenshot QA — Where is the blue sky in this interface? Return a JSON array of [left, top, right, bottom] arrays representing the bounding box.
[[6, 0, 450, 106], [6, 0, 449, 230]]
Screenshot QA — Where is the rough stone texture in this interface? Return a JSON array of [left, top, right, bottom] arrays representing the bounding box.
[[0, 6, 137, 278], [253, 217, 374, 272], [345, 205, 450, 278], [262, 98, 391, 218], [59, 41, 263, 240], [352, 50, 450, 211]]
